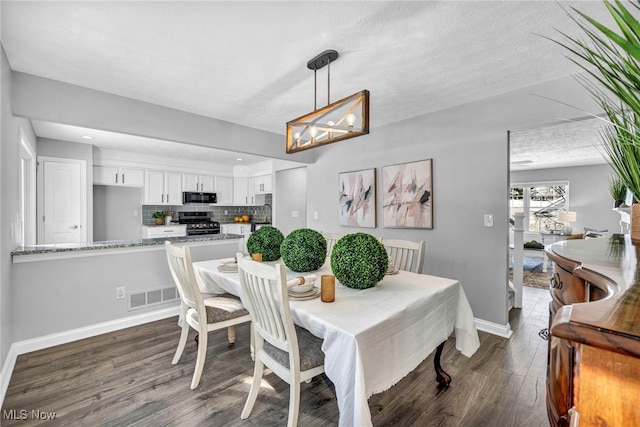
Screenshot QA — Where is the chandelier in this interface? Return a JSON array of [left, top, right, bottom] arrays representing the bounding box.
[[286, 49, 369, 154]]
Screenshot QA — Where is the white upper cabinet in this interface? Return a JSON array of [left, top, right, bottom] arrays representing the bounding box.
[[215, 176, 233, 204], [253, 174, 273, 194], [94, 165, 144, 187], [183, 173, 215, 192], [145, 170, 182, 205], [233, 177, 249, 206]]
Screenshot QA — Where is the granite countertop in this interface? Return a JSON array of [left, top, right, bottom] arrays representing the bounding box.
[[11, 233, 244, 256]]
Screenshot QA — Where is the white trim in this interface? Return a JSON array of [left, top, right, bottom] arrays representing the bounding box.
[[0, 306, 179, 408], [0, 345, 18, 409], [474, 318, 513, 338]]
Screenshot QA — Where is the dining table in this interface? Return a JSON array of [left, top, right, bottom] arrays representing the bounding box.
[[192, 258, 480, 427]]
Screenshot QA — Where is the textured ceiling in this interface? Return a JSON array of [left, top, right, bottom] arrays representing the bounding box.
[[510, 116, 608, 171], [1, 1, 617, 167]]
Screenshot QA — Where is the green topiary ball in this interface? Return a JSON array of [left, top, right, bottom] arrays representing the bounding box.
[[280, 228, 327, 272], [246, 226, 284, 261], [330, 232, 388, 289]]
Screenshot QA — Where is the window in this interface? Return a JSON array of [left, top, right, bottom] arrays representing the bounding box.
[[510, 181, 569, 232]]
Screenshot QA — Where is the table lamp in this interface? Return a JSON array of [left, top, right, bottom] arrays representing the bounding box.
[[559, 211, 577, 235]]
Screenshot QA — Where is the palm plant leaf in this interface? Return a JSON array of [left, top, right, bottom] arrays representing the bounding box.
[[553, 0, 640, 200]]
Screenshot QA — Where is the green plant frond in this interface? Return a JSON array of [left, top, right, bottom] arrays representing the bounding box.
[[574, 3, 640, 61], [553, 0, 640, 199]]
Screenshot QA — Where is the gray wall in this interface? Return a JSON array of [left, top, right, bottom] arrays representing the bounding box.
[[275, 167, 307, 236], [11, 72, 315, 165], [0, 45, 38, 373], [511, 164, 621, 235], [94, 186, 143, 241], [1, 62, 601, 373], [11, 241, 239, 341], [304, 75, 599, 328], [0, 44, 14, 374]]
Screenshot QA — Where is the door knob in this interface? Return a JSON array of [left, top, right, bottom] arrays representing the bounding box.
[[72, 225, 79, 229]]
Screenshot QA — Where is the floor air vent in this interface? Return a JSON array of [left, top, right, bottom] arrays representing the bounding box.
[[129, 287, 179, 311]]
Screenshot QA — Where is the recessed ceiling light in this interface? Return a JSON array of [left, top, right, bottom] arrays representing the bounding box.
[[81, 135, 94, 140], [236, 158, 243, 161]]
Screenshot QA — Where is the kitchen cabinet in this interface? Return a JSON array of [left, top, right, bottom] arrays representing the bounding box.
[[234, 176, 269, 205], [182, 173, 215, 192], [94, 165, 144, 187], [215, 176, 233, 204], [144, 170, 182, 205], [253, 174, 272, 194], [233, 177, 250, 205], [141, 225, 186, 238], [221, 223, 251, 253]]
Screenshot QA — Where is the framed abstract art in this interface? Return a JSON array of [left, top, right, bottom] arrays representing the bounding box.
[[338, 168, 376, 228], [382, 159, 433, 229]]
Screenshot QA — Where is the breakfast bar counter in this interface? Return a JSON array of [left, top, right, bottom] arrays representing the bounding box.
[[11, 234, 243, 263]]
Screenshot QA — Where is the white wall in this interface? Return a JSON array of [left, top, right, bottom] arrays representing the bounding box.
[[511, 164, 621, 235]]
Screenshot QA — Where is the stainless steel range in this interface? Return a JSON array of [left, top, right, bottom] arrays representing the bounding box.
[[178, 212, 220, 236]]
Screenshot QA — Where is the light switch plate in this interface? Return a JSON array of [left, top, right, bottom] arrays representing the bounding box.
[[484, 214, 494, 227], [292, 210, 299, 218]]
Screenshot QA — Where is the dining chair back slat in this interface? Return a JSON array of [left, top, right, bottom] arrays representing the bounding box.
[[237, 252, 325, 427], [322, 232, 343, 257], [381, 238, 425, 274]]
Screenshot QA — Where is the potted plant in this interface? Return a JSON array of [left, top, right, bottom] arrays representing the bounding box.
[[609, 175, 627, 208], [280, 228, 327, 272], [330, 232, 388, 289], [152, 210, 166, 225], [246, 226, 284, 261], [553, 1, 640, 239]]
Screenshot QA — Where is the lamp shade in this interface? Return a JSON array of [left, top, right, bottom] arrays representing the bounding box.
[[559, 211, 577, 222]]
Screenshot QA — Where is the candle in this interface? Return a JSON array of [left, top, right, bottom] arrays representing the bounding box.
[[251, 253, 263, 262], [321, 275, 335, 302]]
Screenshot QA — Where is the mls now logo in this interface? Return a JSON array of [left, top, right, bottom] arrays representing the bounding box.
[[3, 409, 28, 420], [3, 409, 57, 420]]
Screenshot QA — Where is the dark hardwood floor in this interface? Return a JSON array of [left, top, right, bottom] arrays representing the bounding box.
[[2, 286, 550, 426]]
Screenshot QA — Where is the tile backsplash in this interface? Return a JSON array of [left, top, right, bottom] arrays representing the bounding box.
[[142, 194, 272, 225]]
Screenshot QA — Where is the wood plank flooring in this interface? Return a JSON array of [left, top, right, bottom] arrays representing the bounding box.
[[2, 286, 551, 426]]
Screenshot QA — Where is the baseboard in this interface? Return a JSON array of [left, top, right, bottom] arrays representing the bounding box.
[[474, 318, 513, 338], [0, 344, 18, 410], [0, 306, 180, 408]]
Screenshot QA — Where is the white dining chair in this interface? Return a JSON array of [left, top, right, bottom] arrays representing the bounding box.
[[237, 252, 325, 427], [322, 232, 343, 257], [381, 238, 425, 273], [165, 241, 251, 389]]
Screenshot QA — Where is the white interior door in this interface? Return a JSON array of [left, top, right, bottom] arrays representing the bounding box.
[[39, 157, 87, 244]]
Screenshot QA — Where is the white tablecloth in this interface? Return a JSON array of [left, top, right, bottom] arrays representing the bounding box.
[[193, 259, 480, 427]]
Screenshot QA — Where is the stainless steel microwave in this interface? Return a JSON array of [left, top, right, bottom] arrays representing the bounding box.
[[182, 192, 217, 204]]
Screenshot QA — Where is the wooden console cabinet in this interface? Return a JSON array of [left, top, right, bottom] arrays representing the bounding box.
[[546, 236, 640, 427]]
